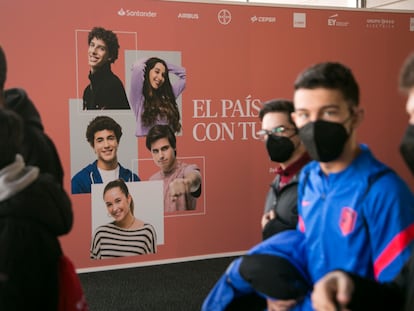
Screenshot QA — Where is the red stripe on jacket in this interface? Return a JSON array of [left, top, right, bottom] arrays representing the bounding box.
[[374, 223, 414, 278]]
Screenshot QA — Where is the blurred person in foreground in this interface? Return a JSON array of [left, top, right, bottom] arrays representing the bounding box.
[[0, 45, 64, 185], [311, 53, 414, 311], [0, 108, 73, 310]]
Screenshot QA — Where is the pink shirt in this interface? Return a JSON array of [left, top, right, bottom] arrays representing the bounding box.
[[149, 161, 200, 213]]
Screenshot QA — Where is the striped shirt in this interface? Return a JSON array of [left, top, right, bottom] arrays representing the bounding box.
[[90, 222, 157, 259]]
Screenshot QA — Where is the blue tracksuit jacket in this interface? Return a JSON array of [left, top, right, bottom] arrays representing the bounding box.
[[71, 160, 140, 194], [201, 230, 312, 311]]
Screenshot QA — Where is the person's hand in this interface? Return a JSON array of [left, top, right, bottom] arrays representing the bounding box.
[[261, 210, 276, 229], [168, 178, 191, 202], [311, 271, 354, 311], [266, 298, 296, 311]]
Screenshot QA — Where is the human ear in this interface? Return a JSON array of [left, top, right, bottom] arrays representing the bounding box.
[[351, 107, 364, 129]]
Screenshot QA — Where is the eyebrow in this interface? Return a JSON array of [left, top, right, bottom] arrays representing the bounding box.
[[96, 134, 116, 139], [90, 39, 107, 49], [295, 103, 341, 112], [151, 144, 170, 152]]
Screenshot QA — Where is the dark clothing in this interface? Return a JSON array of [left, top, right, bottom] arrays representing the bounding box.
[[262, 153, 310, 240], [344, 265, 406, 311], [4, 88, 64, 185], [83, 63, 130, 110], [0, 172, 73, 310], [400, 124, 414, 175]]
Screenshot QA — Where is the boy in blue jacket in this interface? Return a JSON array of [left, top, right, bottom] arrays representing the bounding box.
[[71, 115, 140, 194]]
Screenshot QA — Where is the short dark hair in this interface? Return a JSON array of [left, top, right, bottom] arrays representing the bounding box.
[[88, 27, 120, 64], [259, 99, 295, 127], [0, 108, 23, 168], [145, 124, 176, 151], [103, 178, 134, 215], [294, 62, 359, 108], [0, 46, 7, 92], [86, 116, 122, 147], [399, 53, 414, 92]]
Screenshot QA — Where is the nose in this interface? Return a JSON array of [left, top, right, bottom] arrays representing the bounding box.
[[89, 46, 97, 55], [304, 113, 320, 124], [110, 206, 119, 215]]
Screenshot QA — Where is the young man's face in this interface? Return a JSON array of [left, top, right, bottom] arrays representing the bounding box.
[[150, 137, 176, 173], [261, 111, 297, 141], [93, 129, 118, 166], [149, 62, 166, 90], [292, 88, 353, 128], [88, 37, 110, 72]]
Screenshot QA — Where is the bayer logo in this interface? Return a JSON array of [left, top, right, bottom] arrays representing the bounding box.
[[217, 9, 231, 25]]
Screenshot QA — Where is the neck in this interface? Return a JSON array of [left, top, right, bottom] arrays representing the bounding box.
[[162, 159, 177, 175], [320, 139, 360, 174], [97, 159, 118, 170], [91, 62, 110, 74], [116, 213, 135, 229]]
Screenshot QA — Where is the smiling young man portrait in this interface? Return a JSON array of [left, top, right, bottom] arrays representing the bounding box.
[[71, 115, 140, 194]]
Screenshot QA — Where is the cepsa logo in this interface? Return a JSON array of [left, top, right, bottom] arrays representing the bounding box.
[[251, 15, 276, 23], [117, 8, 157, 17]]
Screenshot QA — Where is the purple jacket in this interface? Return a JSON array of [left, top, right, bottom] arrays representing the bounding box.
[[129, 58, 186, 136]]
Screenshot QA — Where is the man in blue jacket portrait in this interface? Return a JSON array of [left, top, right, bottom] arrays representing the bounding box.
[[71, 115, 140, 194]]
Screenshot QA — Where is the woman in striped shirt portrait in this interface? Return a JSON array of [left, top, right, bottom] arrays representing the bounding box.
[[90, 179, 157, 259]]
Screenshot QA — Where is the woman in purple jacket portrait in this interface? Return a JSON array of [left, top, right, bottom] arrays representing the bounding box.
[[129, 57, 186, 137]]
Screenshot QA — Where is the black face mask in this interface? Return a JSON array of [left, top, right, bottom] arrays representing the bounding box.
[[298, 120, 349, 162], [266, 135, 295, 163]]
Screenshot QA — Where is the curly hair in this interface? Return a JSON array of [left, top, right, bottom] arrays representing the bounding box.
[[88, 27, 120, 64], [142, 57, 181, 133], [86, 115, 122, 147]]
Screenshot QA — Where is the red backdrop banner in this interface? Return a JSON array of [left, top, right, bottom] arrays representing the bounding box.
[[1, 0, 413, 271]]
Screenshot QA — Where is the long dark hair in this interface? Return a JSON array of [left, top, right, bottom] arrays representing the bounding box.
[[142, 57, 181, 133]]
